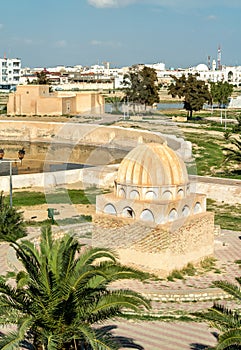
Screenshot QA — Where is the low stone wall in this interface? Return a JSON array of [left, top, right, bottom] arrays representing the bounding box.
[[0, 120, 164, 147], [190, 175, 241, 204], [0, 120, 192, 161], [2, 166, 240, 206], [144, 288, 230, 303]]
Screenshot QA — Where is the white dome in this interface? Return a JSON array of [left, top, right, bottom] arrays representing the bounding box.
[[196, 64, 209, 72]]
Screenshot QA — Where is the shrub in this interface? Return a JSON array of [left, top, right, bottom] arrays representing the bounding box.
[[0, 192, 27, 242]]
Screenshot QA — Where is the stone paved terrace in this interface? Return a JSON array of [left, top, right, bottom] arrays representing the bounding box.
[[0, 227, 241, 349]]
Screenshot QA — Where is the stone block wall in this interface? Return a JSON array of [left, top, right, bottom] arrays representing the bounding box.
[[92, 212, 214, 276]]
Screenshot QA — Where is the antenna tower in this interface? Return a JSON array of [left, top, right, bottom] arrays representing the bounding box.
[[217, 45, 222, 70]]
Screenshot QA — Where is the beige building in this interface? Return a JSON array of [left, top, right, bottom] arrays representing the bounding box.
[[95, 142, 214, 275], [7, 85, 105, 116]]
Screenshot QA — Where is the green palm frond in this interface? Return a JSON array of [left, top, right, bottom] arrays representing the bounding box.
[[194, 304, 241, 332], [216, 328, 241, 350], [0, 316, 33, 350], [10, 242, 40, 282], [213, 280, 241, 301], [193, 278, 241, 349], [0, 226, 150, 349], [86, 289, 150, 322], [92, 261, 150, 284], [0, 331, 24, 350], [76, 246, 117, 269], [223, 135, 241, 164]]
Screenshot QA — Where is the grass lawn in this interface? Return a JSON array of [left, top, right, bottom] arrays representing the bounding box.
[[9, 187, 109, 207], [207, 199, 241, 231], [184, 132, 225, 176], [184, 131, 241, 180]]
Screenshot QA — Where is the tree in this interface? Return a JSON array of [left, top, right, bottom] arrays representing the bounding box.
[[223, 135, 241, 165], [232, 113, 241, 133], [122, 66, 159, 109], [168, 74, 211, 119], [193, 279, 241, 349], [0, 192, 27, 242], [28, 69, 50, 85], [0, 226, 150, 350], [210, 81, 233, 108]]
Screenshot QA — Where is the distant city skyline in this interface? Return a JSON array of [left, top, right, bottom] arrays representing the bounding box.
[[1, 0, 241, 68]]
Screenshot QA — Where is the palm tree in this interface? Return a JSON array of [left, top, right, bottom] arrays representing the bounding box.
[[193, 278, 241, 349], [223, 135, 241, 164], [0, 226, 150, 350]]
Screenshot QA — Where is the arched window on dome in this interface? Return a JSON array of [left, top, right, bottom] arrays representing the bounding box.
[[162, 191, 173, 201], [186, 185, 190, 195], [177, 189, 184, 199], [145, 191, 157, 200], [140, 209, 155, 223], [118, 188, 126, 198], [182, 205, 190, 217], [168, 209, 178, 222], [194, 202, 202, 214], [104, 204, 117, 216], [122, 206, 135, 219], [130, 190, 140, 200]]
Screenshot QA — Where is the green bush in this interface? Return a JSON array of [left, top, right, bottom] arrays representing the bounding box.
[[0, 192, 27, 242]]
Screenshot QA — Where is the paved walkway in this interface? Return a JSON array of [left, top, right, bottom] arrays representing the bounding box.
[[0, 228, 240, 349]]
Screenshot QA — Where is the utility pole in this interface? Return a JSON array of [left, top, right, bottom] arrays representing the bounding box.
[[0, 147, 25, 207]]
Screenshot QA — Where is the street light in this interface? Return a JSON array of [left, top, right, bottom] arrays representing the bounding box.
[[0, 148, 25, 207]]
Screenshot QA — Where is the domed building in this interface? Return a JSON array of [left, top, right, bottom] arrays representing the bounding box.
[[195, 63, 209, 72], [96, 142, 206, 224], [95, 142, 214, 275]]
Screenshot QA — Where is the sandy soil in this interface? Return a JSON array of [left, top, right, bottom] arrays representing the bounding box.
[[22, 203, 96, 222]]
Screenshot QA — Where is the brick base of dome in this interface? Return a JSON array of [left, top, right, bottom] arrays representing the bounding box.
[[92, 212, 214, 277]]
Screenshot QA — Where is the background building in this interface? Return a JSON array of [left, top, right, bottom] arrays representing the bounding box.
[[0, 57, 21, 90], [7, 85, 105, 116]]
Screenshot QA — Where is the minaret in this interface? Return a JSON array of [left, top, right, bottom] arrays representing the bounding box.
[[217, 45, 222, 70], [208, 55, 211, 70]]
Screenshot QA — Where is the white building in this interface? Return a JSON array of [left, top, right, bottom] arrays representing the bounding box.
[[0, 57, 21, 90], [156, 61, 241, 87]]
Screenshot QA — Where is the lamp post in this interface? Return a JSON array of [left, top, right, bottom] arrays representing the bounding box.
[[0, 147, 25, 207]]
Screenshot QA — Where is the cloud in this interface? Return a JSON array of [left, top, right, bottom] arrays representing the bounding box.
[[206, 14, 217, 21], [87, 0, 241, 9], [90, 39, 122, 48], [0, 24, 3, 29], [88, 0, 136, 8], [54, 40, 67, 48]]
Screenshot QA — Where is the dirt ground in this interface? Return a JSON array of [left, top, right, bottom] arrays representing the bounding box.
[[22, 203, 96, 222], [14, 183, 96, 222]]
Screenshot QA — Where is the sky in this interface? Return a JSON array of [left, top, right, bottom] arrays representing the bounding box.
[[1, 0, 241, 69]]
